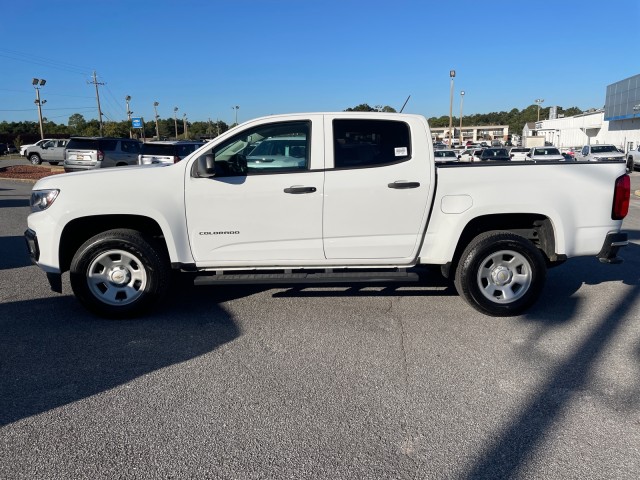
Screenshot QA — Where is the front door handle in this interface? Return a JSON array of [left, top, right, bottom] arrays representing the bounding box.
[[388, 181, 420, 189], [284, 186, 317, 194]]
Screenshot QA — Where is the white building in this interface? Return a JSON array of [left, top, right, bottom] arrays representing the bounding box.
[[525, 73, 640, 152]]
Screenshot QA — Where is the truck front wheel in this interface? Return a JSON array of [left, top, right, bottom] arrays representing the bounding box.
[[29, 154, 42, 165], [454, 231, 546, 316], [70, 229, 170, 318]]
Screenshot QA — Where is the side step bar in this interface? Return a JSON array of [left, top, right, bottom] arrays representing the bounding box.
[[194, 269, 420, 286]]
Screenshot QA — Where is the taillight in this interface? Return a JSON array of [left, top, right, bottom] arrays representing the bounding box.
[[174, 155, 180, 164], [612, 174, 630, 220], [97, 150, 104, 161]]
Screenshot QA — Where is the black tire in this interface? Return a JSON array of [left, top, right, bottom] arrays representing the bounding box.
[[628, 157, 635, 173], [454, 231, 546, 316], [70, 229, 171, 318], [29, 154, 42, 165]]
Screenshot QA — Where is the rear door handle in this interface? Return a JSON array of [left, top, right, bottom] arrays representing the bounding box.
[[387, 181, 420, 189], [284, 186, 317, 194]]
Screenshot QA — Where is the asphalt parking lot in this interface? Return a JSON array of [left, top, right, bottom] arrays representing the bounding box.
[[1, 169, 639, 479]]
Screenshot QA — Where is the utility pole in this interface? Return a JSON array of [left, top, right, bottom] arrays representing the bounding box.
[[183, 114, 188, 139], [535, 98, 545, 122], [89, 71, 105, 136], [448, 70, 455, 146], [32, 78, 47, 139], [232, 105, 239, 125], [459, 91, 465, 145], [173, 107, 179, 139], [126, 95, 133, 138], [153, 101, 160, 140]]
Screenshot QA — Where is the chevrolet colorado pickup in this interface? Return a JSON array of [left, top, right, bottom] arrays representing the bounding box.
[[25, 112, 630, 318]]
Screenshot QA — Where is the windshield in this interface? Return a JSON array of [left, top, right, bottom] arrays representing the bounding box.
[[434, 150, 457, 158], [533, 148, 561, 155], [591, 145, 617, 153]]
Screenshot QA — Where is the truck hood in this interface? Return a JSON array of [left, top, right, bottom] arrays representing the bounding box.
[[32, 163, 176, 191]]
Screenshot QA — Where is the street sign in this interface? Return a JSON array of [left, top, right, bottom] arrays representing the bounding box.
[[132, 117, 142, 128]]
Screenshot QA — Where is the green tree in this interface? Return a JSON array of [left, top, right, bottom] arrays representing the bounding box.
[[68, 113, 86, 134]]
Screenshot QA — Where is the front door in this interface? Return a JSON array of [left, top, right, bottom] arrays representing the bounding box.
[[185, 117, 325, 264]]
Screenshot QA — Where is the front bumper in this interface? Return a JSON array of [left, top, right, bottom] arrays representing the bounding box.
[[24, 228, 62, 293], [597, 232, 628, 264]]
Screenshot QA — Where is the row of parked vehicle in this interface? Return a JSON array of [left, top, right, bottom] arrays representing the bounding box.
[[434, 143, 631, 169], [18, 137, 206, 172]]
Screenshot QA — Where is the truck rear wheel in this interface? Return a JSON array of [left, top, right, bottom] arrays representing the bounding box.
[[70, 229, 170, 318], [29, 154, 42, 165], [454, 231, 546, 316]]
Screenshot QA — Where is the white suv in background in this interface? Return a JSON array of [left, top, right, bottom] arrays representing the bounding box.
[[509, 147, 529, 161], [577, 144, 625, 163], [626, 145, 640, 172], [138, 141, 205, 165]]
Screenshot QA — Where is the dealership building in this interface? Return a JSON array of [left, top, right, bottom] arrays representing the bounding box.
[[527, 73, 640, 152]]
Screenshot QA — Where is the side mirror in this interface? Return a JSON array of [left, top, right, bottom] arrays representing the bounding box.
[[196, 154, 216, 178], [526, 153, 531, 158]]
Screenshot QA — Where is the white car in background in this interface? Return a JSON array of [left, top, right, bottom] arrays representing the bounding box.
[[433, 149, 459, 162], [577, 144, 625, 162], [526, 147, 566, 161], [509, 147, 529, 161], [457, 148, 483, 162]]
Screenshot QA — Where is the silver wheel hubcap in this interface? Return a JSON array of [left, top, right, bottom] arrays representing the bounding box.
[[477, 249, 532, 304], [87, 249, 147, 306]]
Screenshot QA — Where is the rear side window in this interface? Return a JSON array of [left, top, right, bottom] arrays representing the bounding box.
[[142, 144, 174, 156], [333, 119, 411, 168], [67, 139, 98, 150], [121, 141, 141, 153], [99, 140, 118, 151]]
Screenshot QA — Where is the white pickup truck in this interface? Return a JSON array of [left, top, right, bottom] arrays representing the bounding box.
[[24, 112, 630, 318]]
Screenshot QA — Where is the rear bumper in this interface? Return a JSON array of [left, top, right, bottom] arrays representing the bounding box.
[[597, 232, 628, 264]]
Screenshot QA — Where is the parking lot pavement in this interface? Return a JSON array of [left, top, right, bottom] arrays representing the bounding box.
[[1, 177, 639, 479]]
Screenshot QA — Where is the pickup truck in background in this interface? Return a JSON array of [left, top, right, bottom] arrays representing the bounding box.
[[25, 138, 69, 165], [577, 144, 625, 163], [24, 112, 630, 318], [627, 145, 640, 172]]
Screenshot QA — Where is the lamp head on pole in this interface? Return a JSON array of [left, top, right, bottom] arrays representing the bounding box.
[[461, 90, 465, 97], [450, 70, 456, 78]]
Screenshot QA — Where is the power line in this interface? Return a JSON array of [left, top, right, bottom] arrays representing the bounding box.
[[0, 48, 92, 76]]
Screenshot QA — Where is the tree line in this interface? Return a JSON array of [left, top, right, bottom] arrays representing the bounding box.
[[0, 104, 584, 147]]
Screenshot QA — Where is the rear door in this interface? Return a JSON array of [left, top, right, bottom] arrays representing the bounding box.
[[322, 115, 433, 261]]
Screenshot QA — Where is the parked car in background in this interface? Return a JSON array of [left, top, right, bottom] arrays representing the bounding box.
[[1, 143, 18, 155], [577, 144, 625, 163], [526, 147, 566, 162], [458, 148, 484, 162], [627, 145, 640, 172], [64, 137, 142, 172], [509, 147, 530, 161], [20, 139, 54, 158], [479, 148, 511, 161], [25, 139, 69, 165], [138, 140, 205, 165], [433, 149, 459, 162]]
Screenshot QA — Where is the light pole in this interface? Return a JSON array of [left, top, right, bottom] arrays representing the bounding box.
[[535, 98, 544, 122], [232, 105, 239, 126], [125, 95, 133, 138], [183, 113, 188, 139], [153, 101, 160, 140], [32, 78, 47, 139], [173, 107, 179, 139], [459, 90, 465, 145], [448, 70, 455, 146]]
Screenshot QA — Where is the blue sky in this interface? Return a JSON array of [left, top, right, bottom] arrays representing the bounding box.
[[1, 0, 638, 126]]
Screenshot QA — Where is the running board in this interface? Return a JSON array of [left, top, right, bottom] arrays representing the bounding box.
[[193, 269, 419, 286]]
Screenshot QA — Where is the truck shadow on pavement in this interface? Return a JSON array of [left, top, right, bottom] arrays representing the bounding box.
[[0, 236, 32, 269], [0, 288, 244, 427], [463, 238, 640, 479]]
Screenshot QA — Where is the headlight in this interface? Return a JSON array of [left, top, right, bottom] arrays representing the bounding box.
[[30, 189, 59, 212]]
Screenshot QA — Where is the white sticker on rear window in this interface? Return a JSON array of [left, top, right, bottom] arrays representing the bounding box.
[[395, 147, 408, 156]]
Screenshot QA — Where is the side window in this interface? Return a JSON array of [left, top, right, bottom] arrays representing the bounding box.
[[121, 141, 140, 153], [582, 146, 588, 155], [100, 140, 118, 151], [201, 121, 310, 177], [333, 119, 411, 169]]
